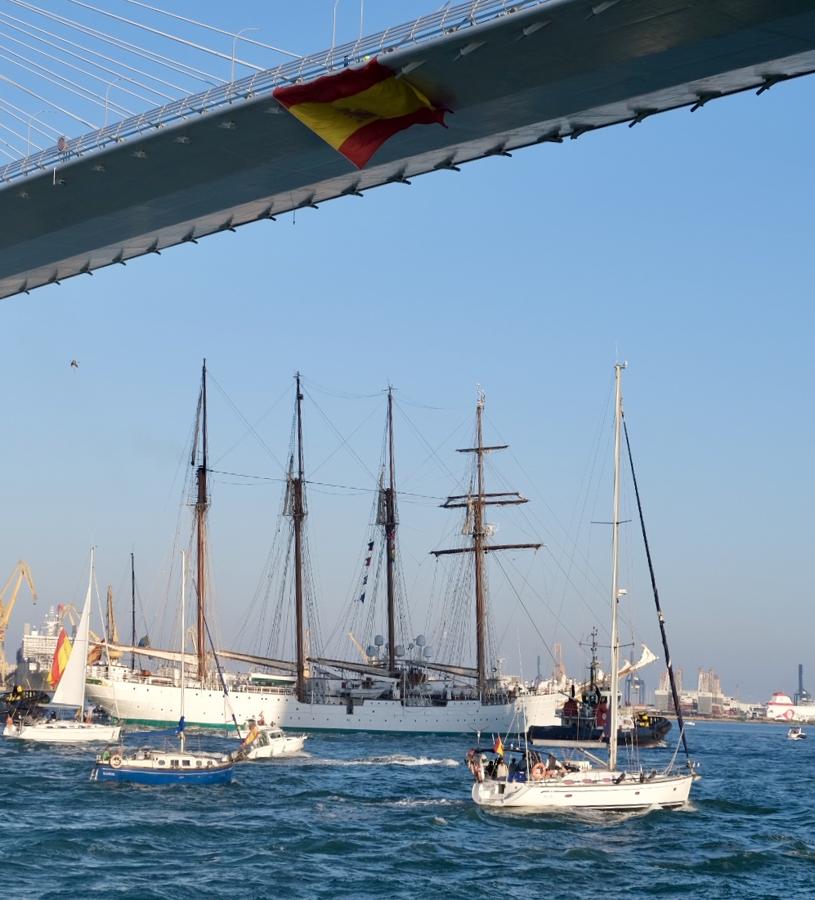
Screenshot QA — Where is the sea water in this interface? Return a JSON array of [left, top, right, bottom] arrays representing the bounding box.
[[1, 721, 812, 899]]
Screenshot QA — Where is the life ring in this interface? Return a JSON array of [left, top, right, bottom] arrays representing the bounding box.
[[531, 762, 546, 781], [110, 754, 123, 769]]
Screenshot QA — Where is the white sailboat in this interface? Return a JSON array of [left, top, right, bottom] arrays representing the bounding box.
[[85, 367, 562, 734], [4, 550, 121, 744], [470, 363, 697, 811], [92, 550, 234, 784]]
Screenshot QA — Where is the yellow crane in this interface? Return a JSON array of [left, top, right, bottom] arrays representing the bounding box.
[[0, 561, 37, 684]]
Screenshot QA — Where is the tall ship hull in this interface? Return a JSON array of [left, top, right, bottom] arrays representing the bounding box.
[[86, 674, 560, 734]]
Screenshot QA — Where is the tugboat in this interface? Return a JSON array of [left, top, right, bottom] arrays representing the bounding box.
[[527, 630, 671, 750]]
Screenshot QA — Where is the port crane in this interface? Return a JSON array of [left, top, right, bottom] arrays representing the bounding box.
[[0, 561, 38, 684]]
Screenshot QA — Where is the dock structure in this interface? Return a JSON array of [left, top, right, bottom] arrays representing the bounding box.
[[2, 0, 815, 300]]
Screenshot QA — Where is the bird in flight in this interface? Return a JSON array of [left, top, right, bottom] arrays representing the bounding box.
[[70, 359, 79, 369]]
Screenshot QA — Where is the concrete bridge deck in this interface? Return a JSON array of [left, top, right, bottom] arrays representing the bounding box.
[[2, 0, 815, 300]]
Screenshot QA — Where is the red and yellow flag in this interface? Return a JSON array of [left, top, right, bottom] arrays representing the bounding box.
[[49, 628, 72, 688], [273, 59, 447, 169], [493, 735, 504, 756]]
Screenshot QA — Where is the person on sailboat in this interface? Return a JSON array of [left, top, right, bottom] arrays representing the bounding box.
[[545, 753, 564, 777]]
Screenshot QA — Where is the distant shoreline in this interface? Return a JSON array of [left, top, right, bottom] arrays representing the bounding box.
[[665, 715, 800, 726]]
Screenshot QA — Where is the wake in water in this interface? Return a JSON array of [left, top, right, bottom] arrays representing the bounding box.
[[304, 754, 460, 768]]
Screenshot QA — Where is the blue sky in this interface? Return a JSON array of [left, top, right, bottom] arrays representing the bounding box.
[[1, 1, 813, 701]]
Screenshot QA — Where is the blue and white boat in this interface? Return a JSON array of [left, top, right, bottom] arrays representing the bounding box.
[[91, 718, 234, 785], [90, 551, 234, 786]]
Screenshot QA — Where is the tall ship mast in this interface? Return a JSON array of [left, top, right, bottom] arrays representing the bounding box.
[[378, 387, 398, 675], [432, 390, 541, 700], [285, 372, 307, 703]]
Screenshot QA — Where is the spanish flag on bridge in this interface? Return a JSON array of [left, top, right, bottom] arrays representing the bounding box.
[[49, 628, 72, 688], [273, 59, 447, 169]]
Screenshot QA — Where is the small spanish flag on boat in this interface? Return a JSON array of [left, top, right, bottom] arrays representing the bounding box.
[[273, 59, 447, 169], [49, 628, 72, 688], [493, 735, 504, 756]]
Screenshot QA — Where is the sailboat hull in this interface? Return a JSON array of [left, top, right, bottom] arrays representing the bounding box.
[[472, 771, 694, 811], [3, 722, 121, 743], [86, 676, 560, 734], [91, 765, 233, 785], [91, 753, 234, 785]]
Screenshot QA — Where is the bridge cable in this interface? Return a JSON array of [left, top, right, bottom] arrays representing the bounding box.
[[65, 0, 266, 71], [8, 0, 226, 85], [123, 0, 303, 60], [0, 45, 134, 116], [0, 99, 61, 140], [0, 29, 158, 106], [0, 123, 35, 152], [0, 11, 178, 101], [0, 73, 97, 129]]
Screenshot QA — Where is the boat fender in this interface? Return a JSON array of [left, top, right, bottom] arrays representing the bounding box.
[[531, 763, 546, 782], [110, 754, 123, 768]]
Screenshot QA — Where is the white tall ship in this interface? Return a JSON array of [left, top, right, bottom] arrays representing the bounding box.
[[87, 366, 562, 734]]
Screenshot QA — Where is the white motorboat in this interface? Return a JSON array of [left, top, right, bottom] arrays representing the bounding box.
[[4, 550, 121, 745], [787, 727, 807, 741], [469, 364, 697, 812], [234, 722, 308, 761]]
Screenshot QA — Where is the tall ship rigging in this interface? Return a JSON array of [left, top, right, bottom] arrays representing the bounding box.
[[86, 367, 563, 733]]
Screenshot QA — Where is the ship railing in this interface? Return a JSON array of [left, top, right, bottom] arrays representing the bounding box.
[[0, 0, 549, 185]]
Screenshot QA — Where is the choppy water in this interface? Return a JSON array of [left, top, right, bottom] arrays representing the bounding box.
[[1, 721, 813, 899]]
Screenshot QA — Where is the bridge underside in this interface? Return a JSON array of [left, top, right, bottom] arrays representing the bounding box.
[[2, 0, 815, 300]]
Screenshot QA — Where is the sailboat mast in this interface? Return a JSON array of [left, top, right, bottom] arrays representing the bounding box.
[[80, 547, 94, 715], [473, 392, 487, 698], [180, 549, 186, 753], [106, 585, 112, 644], [384, 387, 398, 673], [130, 553, 136, 671], [195, 359, 209, 684], [293, 373, 306, 703], [608, 362, 626, 771]]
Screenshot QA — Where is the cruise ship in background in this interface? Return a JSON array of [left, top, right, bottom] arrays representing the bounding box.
[[765, 665, 815, 723], [13, 606, 61, 690]]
